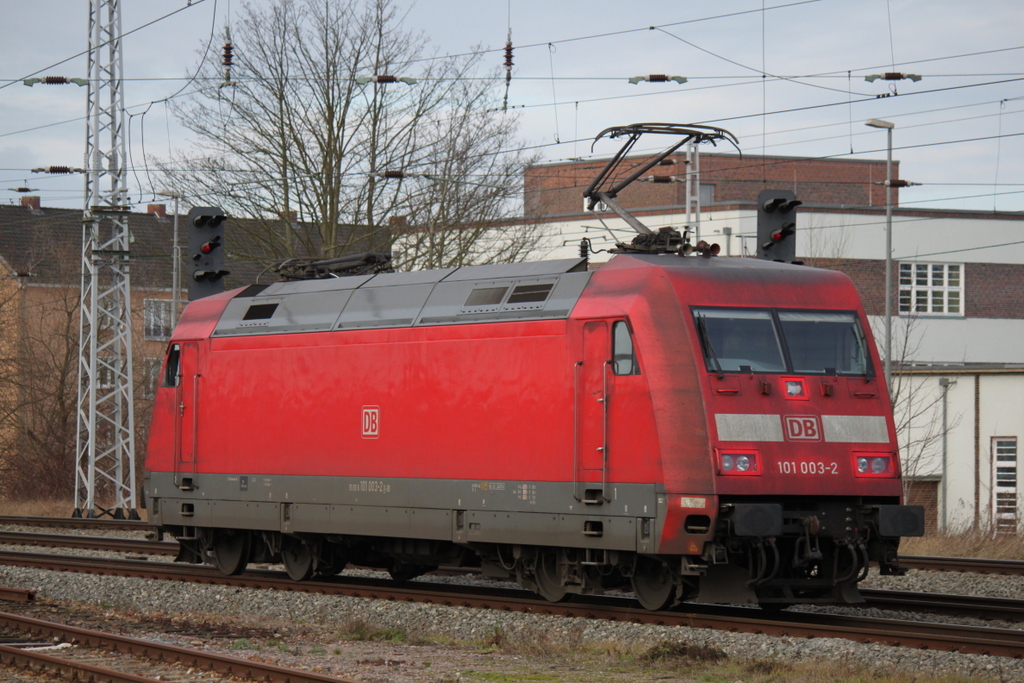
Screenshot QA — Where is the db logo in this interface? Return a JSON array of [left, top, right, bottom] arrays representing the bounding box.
[[784, 415, 822, 441], [361, 406, 380, 439]]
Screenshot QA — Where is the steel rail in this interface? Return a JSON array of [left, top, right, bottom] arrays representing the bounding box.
[[1, 550, 1023, 658], [899, 554, 1024, 575], [0, 610, 359, 683], [0, 642, 163, 683], [0, 530, 175, 556], [862, 588, 1024, 621]]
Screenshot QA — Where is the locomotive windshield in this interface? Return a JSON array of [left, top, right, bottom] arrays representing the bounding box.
[[694, 307, 870, 376]]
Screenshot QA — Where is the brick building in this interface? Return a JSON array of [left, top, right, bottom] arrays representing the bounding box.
[[0, 197, 268, 499], [523, 152, 1024, 535], [525, 153, 898, 219]]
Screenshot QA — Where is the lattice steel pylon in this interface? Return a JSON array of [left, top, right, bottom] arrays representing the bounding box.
[[74, 0, 138, 519]]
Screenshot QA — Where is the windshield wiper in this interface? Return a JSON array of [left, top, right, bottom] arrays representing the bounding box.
[[696, 314, 724, 379]]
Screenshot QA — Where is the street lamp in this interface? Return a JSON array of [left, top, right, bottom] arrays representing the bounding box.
[[155, 190, 183, 325], [864, 119, 896, 391]]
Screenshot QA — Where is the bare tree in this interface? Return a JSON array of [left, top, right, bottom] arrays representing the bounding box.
[[0, 241, 159, 504], [155, 0, 541, 269], [0, 246, 80, 501]]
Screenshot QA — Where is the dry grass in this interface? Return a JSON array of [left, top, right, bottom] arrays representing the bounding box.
[[0, 499, 76, 517], [0, 499, 147, 520], [901, 526, 1024, 560]]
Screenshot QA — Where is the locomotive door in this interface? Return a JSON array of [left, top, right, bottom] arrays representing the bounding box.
[[173, 342, 199, 489], [575, 321, 610, 503]]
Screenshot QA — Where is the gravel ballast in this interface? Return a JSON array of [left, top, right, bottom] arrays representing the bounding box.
[[0, 551, 1022, 682]]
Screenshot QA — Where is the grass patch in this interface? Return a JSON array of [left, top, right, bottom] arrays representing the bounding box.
[[639, 641, 727, 665], [267, 638, 299, 654], [228, 638, 259, 651], [338, 619, 409, 643], [477, 623, 587, 656], [461, 673, 558, 682]]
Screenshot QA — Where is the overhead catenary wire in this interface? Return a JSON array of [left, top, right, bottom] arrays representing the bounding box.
[[4, 1, 1020, 213]]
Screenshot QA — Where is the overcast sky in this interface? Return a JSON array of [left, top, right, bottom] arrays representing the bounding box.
[[1, 0, 1022, 214]]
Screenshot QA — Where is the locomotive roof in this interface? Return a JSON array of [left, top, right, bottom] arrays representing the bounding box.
[[211, 256, 593, 337], [199, 253, 858, 339]]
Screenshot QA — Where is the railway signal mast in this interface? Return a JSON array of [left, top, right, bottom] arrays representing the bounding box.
[[756, 189, 802, 263], [74, 0, 137, 519]]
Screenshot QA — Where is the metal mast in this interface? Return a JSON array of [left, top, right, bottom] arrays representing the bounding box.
[[74, 0, 137, 518]]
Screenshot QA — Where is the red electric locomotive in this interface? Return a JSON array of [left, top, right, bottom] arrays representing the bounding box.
[[143, 125, 923, 609]]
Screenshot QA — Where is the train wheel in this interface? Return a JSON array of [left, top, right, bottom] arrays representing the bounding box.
[[534, 550, 567, 603], [212, 530, 251, 576], [631, 556, 675, 611], [281, 537, 315, 581]]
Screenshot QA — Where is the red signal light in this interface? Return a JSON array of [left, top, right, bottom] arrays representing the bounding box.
[[196, 235, 222, 258]]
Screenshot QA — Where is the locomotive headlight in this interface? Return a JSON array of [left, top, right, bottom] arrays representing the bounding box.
[[717, 450, 760, 475], [853, 453, 895, 477]]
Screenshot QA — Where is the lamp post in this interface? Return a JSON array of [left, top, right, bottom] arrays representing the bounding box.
[[865, 118, 895, 390], [155, 190, 182, 325]]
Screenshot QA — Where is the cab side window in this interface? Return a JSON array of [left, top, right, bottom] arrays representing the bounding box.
[[163, 344, 181, 388], [612, 321, 639, 375]]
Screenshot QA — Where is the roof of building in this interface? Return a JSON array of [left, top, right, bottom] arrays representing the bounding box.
[[0, 201, 274, 290]]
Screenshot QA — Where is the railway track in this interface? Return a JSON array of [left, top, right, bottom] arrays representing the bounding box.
[[0, 608, 357, 682], [0, 549, 1022, 658], [0, 516, 150, 532], [5, 517, 1024, 575], [0, 530, 175, 556], [1, 530, 1022, 621], [900, 554, 1024, 575]]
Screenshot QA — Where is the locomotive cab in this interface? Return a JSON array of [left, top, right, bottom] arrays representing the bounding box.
[[666, 258, 923, 605]]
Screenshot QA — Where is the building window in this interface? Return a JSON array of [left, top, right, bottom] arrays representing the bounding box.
[[992, 437, 1018, 533], [898, 262, 962, 316], [144, 299, 174, 340], [699, 183, 715, 205]]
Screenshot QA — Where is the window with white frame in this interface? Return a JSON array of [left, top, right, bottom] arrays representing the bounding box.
[[898, 262, 962, 316], [992, 437, 1018, 533], [144, 299, 174, 340]]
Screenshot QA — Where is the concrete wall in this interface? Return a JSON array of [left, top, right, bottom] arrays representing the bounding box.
[[896, 371, 1024, 533]]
